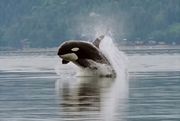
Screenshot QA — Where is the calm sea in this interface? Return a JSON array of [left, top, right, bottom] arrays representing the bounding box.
[[0, 48, 180, 121]]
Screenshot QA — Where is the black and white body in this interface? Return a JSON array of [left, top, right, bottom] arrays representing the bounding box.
[[57, 35, 116, 77]]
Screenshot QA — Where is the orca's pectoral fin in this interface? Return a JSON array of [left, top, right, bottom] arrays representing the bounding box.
[[92, 35, 105, 48], [62, 59, 70, 64]]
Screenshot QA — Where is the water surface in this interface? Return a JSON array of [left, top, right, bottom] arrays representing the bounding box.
[[0, 48, 180, 121]]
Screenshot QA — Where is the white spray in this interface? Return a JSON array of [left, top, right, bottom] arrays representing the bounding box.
[[99, 35, 128, 77], [98, 35, 128, 121]]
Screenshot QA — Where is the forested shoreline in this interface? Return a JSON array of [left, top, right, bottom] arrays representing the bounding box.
[[0, 0, 180, 48]]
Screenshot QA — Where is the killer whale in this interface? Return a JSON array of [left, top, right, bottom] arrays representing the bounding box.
[[57, 35, 116, 77]]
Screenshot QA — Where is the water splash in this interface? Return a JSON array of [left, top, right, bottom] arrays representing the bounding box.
[[98, 36, 129, 121], [99, 35, 128, 77]]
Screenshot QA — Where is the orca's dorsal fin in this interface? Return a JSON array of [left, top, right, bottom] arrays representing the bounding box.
[[92, 35, 104, 48]]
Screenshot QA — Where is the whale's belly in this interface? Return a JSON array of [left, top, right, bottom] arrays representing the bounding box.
[[74, 59, 116, 77]]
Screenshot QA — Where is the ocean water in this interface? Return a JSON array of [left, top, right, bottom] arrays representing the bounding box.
[[0, 48, 180, 121]]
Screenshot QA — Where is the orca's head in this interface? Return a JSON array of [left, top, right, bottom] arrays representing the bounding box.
[[57, 41, 82, 64], [57, 40, 98, 64]]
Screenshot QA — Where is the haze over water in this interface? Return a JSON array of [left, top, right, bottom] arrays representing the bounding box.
[[0, 47, 180, 121]]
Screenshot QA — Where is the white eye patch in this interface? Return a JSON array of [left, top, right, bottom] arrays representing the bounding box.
[[71, 47, 79, 52]]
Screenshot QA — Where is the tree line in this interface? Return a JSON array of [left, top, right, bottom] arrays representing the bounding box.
[[0, 0, 180, 48]]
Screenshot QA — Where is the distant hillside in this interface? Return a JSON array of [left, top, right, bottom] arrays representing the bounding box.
[[0, 0, 180, 48]]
